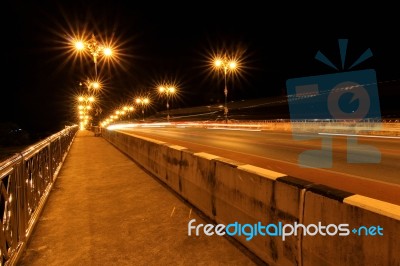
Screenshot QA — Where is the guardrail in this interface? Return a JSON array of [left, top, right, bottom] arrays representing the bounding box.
[[0, 125, 78, 266]]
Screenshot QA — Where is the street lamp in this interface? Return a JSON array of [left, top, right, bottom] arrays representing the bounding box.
[[158, 86, 176, 122], [214, 55, 238, 123], [123, 106, 135, 119], [80, 79, 102, 92], [74, 34, 114, 77], [135, 97, 150, 121]]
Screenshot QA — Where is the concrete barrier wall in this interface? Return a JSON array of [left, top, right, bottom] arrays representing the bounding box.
[[213, 162, 311, 265], [302, 190, 400, 266], [102, 129, 400, 265]]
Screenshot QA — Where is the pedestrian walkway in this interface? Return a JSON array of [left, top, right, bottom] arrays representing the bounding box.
[[18, 130, 263, 265]]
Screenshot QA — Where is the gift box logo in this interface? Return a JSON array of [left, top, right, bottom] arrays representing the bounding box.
[[286, 39, 381, 168]]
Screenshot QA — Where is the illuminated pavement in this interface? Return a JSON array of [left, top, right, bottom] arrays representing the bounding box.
[[18, 130, 262, 265]]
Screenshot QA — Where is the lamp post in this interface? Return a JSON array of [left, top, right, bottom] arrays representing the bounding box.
[[74, 34, 113, 78], [214, 55, 238, 123], [158, 86, 176, 122], [135, 97, 150, 121], [123, 106, 135, 119], [80, 79, 101, 92]]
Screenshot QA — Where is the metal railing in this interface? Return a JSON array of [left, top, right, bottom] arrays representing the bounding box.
[[0, 125, 78, 266]]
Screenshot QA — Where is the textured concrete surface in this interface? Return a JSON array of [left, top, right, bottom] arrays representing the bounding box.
[[18, 130, 264, 265]]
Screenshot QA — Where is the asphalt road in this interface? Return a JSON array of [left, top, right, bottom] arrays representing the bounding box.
[[118, 127, 400, 205]]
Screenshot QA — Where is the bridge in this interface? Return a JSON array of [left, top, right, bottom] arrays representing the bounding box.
[[1, 124, 399, 265]]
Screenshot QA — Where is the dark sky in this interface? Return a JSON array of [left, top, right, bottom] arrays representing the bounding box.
[[3, 1, 400, 135]]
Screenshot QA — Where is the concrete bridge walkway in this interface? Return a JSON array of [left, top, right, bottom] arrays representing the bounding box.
[[18, 130, 263, 265]]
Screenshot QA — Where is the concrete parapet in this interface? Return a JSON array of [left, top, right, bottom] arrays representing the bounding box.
[[102, 129, 400, 265]]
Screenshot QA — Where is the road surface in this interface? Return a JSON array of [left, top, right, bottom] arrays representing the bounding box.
[[117, 127, 400, 205]]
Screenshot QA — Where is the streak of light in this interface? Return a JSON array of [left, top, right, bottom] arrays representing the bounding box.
[[318, 133, 400, 139]]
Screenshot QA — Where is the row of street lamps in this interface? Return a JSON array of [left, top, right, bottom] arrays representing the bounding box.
[[70, 32, 240, 128], [71, 34, 115, 129], [100, 84, 177, 128], [76, 95, 95, 129], [75, 79, 103, 129]]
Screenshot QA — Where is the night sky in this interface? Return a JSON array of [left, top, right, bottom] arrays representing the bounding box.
[[3, 1, 400, 137]]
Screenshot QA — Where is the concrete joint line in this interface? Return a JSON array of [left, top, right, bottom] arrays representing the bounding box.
[[297, 187, 307, 266]]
